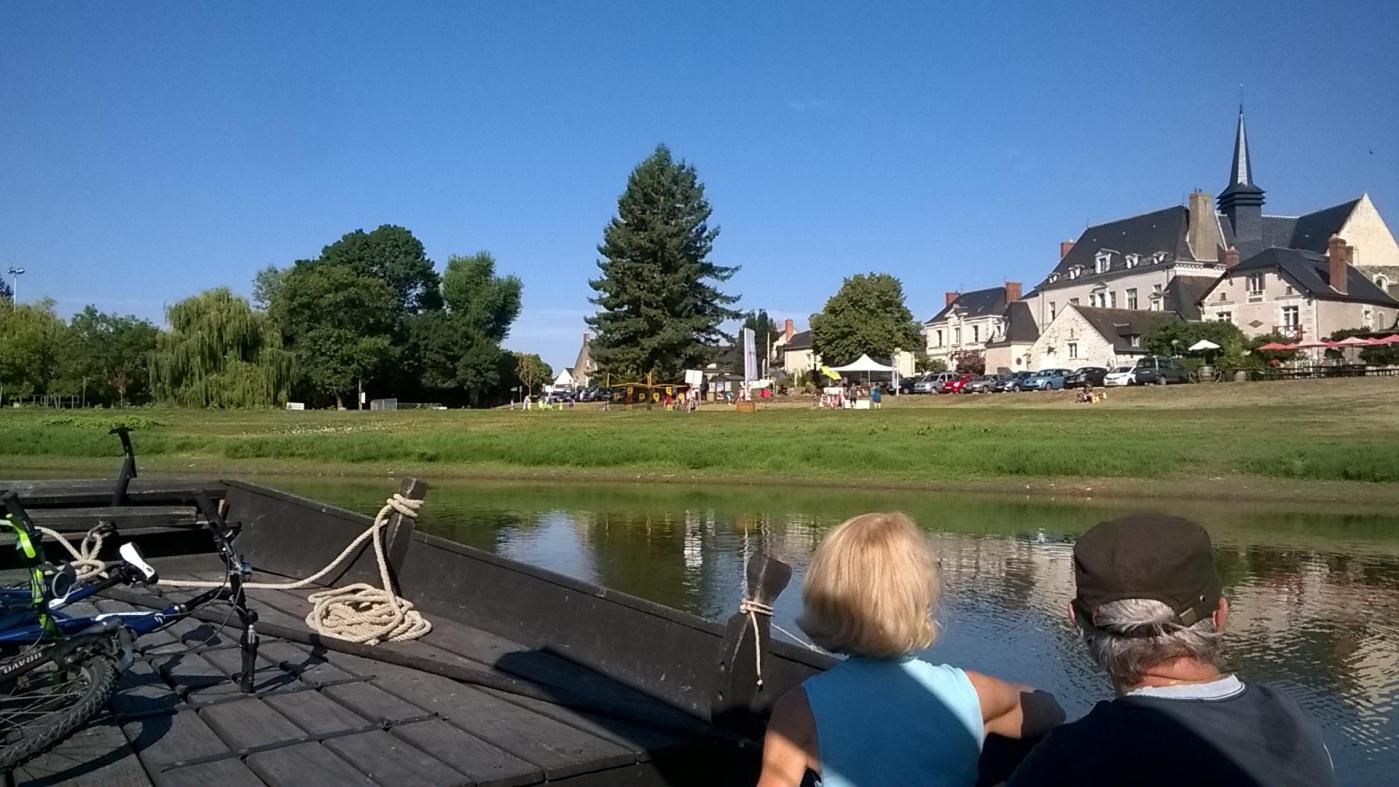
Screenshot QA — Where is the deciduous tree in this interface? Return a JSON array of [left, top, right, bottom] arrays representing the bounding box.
[[407, 252, 523, 406], [276, 263, 398, 408], [809, 273, 921, 366], [149, 288, 293, 408], [0, 299, 66, 399], [587, 145, 739, 380], [513, 353, 552, 396], [59, 307, 159, 406]]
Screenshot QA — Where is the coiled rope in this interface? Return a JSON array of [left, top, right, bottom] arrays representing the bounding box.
[[38, 526, 109, 580], [49, 494, 432, 646]]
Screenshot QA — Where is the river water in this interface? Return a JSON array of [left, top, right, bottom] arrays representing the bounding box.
[[269, 476, 1399, 783]]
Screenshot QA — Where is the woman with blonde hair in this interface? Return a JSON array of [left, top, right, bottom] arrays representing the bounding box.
[[758, 513, 1064, 787]]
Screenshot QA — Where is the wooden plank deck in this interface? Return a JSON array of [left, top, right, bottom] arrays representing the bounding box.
[[12, 555, 736, 786]]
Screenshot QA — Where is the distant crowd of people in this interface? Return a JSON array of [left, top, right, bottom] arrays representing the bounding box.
[[757, 512, 1337, 787]]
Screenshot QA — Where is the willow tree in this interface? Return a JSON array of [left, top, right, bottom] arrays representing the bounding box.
[[149, 288, 293, 408]]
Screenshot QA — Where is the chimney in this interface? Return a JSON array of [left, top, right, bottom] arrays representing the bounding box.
[[1223, 246, 1240, 268], [1059, 240, 1074, 259], [1004, 281, 1022, 303], [783, 319, 794, 341], [945, 291, 960, 307], [1187, 190, 1220, 261], [583, 332, 591, 343], [1328, 234, 1349, 294]]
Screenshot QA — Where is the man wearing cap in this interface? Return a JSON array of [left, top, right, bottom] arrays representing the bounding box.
[[1008, 514, 1336, 786]]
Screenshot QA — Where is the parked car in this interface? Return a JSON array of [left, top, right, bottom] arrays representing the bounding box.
[[915, 372, 959, 394], [1023, 368, 1071, 391], [962, 374, 1002, 394], [1133, 356, 1189, 385], [899, 374, 926, 395], [1063, 366, 1109, 389], [938, 373, 973, 394], [993, 371, 1034, 392], [1103, 366, 1137, 386]]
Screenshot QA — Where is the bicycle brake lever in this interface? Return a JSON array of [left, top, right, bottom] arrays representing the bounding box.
[[119, 542, 159, 585]]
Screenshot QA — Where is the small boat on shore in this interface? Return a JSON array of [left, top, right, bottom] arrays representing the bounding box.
[[0, 465, 1026, 785]]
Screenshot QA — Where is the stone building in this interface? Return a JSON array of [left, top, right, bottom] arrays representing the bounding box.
[[1027, 306, 1180, 370], [1198, 236, 1399, 341], [923, 282, 1021, 368]]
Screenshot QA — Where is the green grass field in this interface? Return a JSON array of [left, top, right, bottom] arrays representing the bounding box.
[[3, 377, 1398, 503]]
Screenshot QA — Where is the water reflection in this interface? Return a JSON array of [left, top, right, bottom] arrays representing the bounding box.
[[268, 477, 1399, 783]]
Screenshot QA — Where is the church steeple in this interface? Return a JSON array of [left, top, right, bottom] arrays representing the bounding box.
[[1217, 105, 1265, 253]]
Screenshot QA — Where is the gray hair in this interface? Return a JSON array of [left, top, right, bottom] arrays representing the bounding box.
[[1075, 598, 1222, 687]]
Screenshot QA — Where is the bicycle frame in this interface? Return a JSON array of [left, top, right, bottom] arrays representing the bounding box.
[[0, 483, 260, 692]]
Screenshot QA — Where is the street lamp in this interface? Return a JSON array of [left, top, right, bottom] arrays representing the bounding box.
[[6, 267, 24, 301]]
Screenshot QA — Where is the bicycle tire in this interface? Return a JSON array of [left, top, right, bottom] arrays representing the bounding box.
[[0, 648, 117, 771]]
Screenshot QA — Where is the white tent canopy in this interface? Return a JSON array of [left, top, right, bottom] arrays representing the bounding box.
[[830, 354, 894, 373], [1188, 339, 1221, 352]]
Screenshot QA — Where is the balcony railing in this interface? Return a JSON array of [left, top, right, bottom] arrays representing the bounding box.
[[1273, 324, 1304, 340]]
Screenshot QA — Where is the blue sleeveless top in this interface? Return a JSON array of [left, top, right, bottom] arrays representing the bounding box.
[[802, 656, 984, 787]]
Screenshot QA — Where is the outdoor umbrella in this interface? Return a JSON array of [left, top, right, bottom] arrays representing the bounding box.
[[1257, 341, 1293, 351], [1187, 339, 1221, 352]]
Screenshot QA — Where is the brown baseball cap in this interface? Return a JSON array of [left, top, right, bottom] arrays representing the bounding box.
[[1073, 513, 1223, 633]]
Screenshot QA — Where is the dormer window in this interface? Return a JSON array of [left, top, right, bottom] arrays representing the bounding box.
[[1048, 273, 1060, 283], [1069, 266, 1083, 280], [1095, 253, 1111, 274], [1125, 254, 1139, 269], [1154, 252, 1168, 264]]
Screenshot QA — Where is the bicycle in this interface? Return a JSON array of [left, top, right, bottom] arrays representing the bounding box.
[[0, 488, 259, 771]]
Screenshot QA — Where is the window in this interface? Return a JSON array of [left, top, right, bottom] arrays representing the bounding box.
[[1069, 297, 1080, 305], [1216, 311, 1232, 323], [1108, 291, 1117, 308], [1095, 253, 1110, 274], [1068, 342, 1079, 359], [1364, 309, 1374, 329], [1125, 254, 1139, 269], [1126, 288, 1138, 309], [1284, 284, 1294, 295], [972, 325, 980, 343], [936, 329, 943, 347], [1048, 273, 1060, 283], [1218, 290, 1227, 301], [1069, 266, 1083, 280], [1247, 273, 1264, 295], [954, 327, 962, 345], [1281, 305, 1300, 328], [1377, 275, 1390, 291], [1128, 335, 1141, 348], [1049, 301, 1057, 320]]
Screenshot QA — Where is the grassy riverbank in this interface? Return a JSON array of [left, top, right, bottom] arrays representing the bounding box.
[[3, 377, 1398, 503]]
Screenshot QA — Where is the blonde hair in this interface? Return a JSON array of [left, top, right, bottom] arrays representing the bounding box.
[[797, 512, 940, 658]]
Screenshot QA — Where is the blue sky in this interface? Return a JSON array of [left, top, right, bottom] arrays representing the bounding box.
[[3, 2, 1396, 370]]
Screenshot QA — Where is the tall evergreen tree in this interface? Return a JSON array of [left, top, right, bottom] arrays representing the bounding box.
[[587, 145, 739, 380]]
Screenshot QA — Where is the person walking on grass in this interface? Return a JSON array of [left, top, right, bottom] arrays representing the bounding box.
[[1008, 514, 1337, 787], [758, 513, 1064, 787], [870, 383, 882, 409]]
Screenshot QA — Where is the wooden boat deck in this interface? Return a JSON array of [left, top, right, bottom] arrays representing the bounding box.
[[13, 554, 729, 787]]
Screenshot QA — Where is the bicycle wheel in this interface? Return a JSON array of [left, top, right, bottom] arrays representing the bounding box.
[[0, 648, 117, 771]]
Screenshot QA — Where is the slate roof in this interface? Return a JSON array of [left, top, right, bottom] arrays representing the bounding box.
[[783, 330, 813, 351], [1039, 207, 1193, 290], [1071, 307, 1182, 353], [1216, 248, 1399, 307], [1222, 199, 1360, 255], [985, 301, 1040, 347], [1162, 276, 1216, 321], [926, 286, 1008, 324]]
